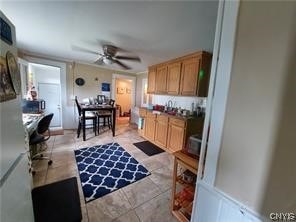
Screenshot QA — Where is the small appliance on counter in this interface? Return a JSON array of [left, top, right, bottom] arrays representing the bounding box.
[[22, 99, 46, 114], [183, 134, 203, 158]]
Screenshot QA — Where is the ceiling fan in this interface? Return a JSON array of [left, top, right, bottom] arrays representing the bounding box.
[[72, 44, 141, 70]]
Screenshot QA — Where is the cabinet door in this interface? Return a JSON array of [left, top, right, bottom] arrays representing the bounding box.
[[144, 117, 156, 141], [155, 120, 168, 147], [147, 68, 156, 93], [167, 124, 185, 152], [167, 62, 181, 95], [155, 65, 168, 93], [180, 57, 201, 96]]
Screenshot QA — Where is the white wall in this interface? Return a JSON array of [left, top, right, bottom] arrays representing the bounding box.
[[0, 11, 34, 222], [214, 0, 296, 216], [135, 72, 148, 107], [30, 63, 60, 86], [194, 1, 296, 221]]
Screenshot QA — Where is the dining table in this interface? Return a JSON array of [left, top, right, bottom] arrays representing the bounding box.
[[80, 103, 116, 141]]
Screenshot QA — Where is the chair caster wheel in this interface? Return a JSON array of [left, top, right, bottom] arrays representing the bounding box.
[[48, 160, 53, 165]]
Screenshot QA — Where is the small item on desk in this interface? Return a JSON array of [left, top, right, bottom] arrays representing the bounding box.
[[26, 86, 37, 100]]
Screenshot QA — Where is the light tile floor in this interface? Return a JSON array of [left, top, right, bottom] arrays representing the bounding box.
[[32, 124, 177, 222]]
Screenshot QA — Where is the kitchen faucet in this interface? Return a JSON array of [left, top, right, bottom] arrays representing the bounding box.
[[167, 100, 173, 111]]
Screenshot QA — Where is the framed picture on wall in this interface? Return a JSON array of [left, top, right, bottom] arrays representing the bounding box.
[[6, 51, 21, 95], [0, 56, 16, 102], [126, 88, 131, 94], [102, 82, 110, 92], [117, 87, 125, 94]]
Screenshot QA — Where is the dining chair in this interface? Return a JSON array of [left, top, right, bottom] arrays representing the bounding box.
[[75, 97, 97, 138], [97, 99, 115, 134], [97, 95, 106, 104]]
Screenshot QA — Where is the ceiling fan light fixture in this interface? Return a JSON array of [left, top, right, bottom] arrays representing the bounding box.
[[103, 57, 113, 65]]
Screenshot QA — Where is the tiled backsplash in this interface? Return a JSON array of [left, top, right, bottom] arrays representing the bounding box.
[[152, 95, 207, 110]]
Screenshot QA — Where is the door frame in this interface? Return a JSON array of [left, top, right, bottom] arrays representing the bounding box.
[[24, 56, 70, 128], [38, 82, 62, 128], [191, 0, 240, 220], [111, 74, 136, 108], [18, 58, 29, 98]]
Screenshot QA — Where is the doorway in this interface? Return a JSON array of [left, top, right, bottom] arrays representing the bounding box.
[[115, 78, 132, 124], [28, 63, 62, 128], [38, 83, 61, 127], [111, 74, 136, 125]]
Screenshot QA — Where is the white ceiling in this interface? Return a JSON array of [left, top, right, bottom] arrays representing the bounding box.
[[2, 1, 218, 73]]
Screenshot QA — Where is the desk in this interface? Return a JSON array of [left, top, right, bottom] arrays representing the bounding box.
[[23, 113, 43, 136], [22, 113, 43, 160], [80, 104, 116, 141]]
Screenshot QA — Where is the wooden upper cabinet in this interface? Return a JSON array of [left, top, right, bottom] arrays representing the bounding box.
[[147, 68, 156, 93], [180, 56, 201, 96], [197, 53, 212, 97], [155, 65, 168, 94], [147, 51, 212, 96], [167, 62, 181, 95]]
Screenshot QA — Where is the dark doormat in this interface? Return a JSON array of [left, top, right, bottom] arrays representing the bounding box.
[[32, 177, 82, 222], [133, 141, 164, 156]]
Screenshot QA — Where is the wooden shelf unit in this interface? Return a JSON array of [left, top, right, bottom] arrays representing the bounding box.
[[171, 151, 199, 222]]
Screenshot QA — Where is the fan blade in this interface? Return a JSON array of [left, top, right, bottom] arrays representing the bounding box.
[[94, 57, 104, 65], [72, 45, 103, 56], [113, 59, 131, 69], [99, 41, 126, 52], [114, 55, 141, 62]]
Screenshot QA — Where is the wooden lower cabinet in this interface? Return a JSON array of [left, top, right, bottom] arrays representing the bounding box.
[[155, 117, 169, 147], [144, 116, 156, 141], [141, 109, 204, 153], [167, 124, 185, 152]]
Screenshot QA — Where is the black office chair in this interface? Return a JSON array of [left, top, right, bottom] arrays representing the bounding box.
[[75, 97, 97, 138], [29, 113, 54, 172], [97, 99, 115, 134]]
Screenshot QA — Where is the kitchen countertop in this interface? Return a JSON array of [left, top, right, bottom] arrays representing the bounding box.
[[139, 107, 202, 121]]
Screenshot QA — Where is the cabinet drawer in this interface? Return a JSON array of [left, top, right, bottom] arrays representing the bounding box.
[[157, 115, 169, 123], [139, 108, 147, 117], [146, 112, 157, 119], [169, 117, 186, 127]]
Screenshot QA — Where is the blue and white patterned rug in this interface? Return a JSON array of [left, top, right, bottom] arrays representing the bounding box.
[[74, 142, 150, 202]]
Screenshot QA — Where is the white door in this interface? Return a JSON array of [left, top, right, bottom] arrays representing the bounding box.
[[38, 83, 61, 127]]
